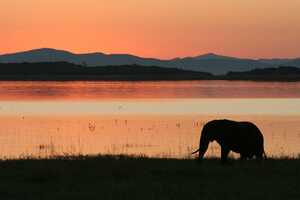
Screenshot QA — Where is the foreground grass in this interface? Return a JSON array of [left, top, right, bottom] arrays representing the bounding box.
[[0, 155, 299, 200]]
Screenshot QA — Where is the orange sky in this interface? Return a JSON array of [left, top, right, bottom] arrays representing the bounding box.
[[1, 0, 300, 59]]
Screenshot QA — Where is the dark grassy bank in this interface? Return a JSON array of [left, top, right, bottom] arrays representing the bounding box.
[[1, 155, 299, 200], [0, 62, 213, 81], [224, 66, 300, 81], [0, 62, 300, 81]]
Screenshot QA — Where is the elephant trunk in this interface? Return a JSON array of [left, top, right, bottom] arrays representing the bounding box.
[[198, 138, 209, 159], [192, 125, 210, 160]]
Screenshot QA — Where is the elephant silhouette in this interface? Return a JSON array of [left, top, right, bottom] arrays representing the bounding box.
[[192, 119, 266, 162]]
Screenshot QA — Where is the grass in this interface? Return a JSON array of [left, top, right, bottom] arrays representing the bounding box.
[[0, 155, 300, 200]]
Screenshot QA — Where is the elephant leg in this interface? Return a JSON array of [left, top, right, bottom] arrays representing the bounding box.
[[255, 152, 263, 160], [221, 148, 230, 163]]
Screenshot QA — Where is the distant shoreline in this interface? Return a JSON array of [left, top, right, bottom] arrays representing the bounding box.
[[0, 62, 299, 82], [0, 76, 299, 82]]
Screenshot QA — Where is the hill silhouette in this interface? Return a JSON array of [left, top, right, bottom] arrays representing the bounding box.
[[0, 62, 299, 81], [2, 48, 300, 75]]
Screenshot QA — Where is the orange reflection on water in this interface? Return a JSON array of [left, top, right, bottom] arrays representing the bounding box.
[[0, 80, 299, 159], [0, 81, 300, 100], [0, 114, 299, 159]]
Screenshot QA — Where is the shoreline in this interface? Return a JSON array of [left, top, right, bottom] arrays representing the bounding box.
[[0, 76, 299, 82], [0, 62, 299, 82]]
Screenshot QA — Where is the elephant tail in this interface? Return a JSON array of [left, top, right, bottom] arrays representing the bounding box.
[[191, 148, 200, 155]]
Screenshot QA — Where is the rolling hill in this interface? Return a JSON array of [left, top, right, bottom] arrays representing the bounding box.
[[1, 48, 299, 75]]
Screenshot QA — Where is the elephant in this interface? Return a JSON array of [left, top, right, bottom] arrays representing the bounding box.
[[192, 119, 266, 162]]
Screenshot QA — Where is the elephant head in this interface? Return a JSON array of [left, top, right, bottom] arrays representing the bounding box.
[[192, 122, 217, 160]]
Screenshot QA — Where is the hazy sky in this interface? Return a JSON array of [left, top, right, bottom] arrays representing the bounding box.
[[1, 0, 300, 58]]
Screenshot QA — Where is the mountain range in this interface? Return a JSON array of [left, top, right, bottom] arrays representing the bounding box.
[[0, 48, 299, 75]]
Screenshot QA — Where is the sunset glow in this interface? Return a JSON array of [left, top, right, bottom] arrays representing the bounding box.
[[1, 0, 300, 58]]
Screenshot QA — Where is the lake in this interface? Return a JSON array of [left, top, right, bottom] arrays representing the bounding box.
[[0, 80, 299, 159]]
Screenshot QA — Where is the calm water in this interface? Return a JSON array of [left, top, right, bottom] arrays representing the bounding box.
[[0, 81, 299, 158]]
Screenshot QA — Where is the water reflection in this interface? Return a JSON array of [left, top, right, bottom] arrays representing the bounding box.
[[0, 99, 299, 115], [0, 81, 300, 100], [0, 115, 299, 159], [0, 81, 299, 159]]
